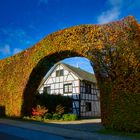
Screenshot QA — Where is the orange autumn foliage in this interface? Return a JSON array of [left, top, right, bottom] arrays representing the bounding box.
[[0, 16, 139, 132]]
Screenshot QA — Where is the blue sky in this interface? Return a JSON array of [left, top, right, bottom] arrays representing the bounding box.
[[0, 0, 140, 73]]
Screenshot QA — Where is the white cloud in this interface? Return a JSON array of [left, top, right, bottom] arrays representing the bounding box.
[[0, 45, 22, 56], [97, 0, 123, 24], [0, 44, 11, 55], [13, 48, 22, 54], [97, 7, 120, 24]]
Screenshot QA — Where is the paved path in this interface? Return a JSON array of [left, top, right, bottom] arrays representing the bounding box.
[[44, 119, 103, 132], [0, 132, 27, 140], [0, 123, 73, 140], [0, 119, 138, 140]]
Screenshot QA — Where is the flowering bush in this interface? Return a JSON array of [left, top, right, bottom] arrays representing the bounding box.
[[32, 105, 48, 117]]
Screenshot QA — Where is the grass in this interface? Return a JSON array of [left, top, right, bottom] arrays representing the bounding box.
[[98, 128, 140, 139]]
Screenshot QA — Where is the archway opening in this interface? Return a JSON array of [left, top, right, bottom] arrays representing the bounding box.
[[21, 51, 82, 115], [21, 51, 101, 119], [35, 56, 101, 119]]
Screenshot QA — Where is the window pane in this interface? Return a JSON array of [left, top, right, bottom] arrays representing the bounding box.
[[56, 70, 64, 77], [64, 83, 72, 93], [68, 84, 72, 92], [86, 102, 91, 112], [44, 86, 51, 94], [60, 70, 64, 76], [85, 84, 91, 94], [65, 86, 68, 92], [56, 70, 59, 77]]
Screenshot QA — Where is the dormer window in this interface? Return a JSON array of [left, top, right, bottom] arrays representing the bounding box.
[[56, 69, 64, 77]]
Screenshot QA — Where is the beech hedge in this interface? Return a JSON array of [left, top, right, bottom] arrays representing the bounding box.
[[0, 16, 139, 132]]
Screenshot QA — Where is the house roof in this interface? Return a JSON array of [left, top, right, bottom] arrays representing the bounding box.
[[61, 62, 96, 83], [38, 62, 97, 90]]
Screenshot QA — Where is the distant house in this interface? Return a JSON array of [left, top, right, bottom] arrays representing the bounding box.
[[38, 62, 100, 118]]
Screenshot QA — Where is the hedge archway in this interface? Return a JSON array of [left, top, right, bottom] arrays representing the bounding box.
[[0, 16, 140, 132]]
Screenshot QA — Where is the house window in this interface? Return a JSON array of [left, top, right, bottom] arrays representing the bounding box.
[[56, 70, 64, 77], [93, 83, 96, 89], [43, 86, 51, 94], [85, 83, 91, 94], [64, 83, 72, 93], [85, 102, 91, 112]]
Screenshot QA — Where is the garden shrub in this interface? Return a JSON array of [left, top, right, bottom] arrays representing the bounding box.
[[52, 113, 61, 120], [31, 116, 42, 121], [34, 93, 72, 114], [62, 114, 78, 121], [23, 116, 31, 120], [0, 106, 5, 117], [44, 113, 52, 120], [55, 105, 65, 115]]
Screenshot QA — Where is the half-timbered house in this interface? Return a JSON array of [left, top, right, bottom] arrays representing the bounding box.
[[38, 62, 100, 117]]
